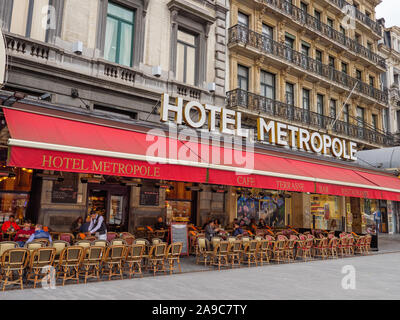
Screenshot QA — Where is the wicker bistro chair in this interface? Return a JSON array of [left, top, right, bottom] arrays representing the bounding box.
[[152, 238, 164, 245], [51, 240, 70, 265], [0, 241, 18, 258], [147, 243, 167, 276], [0, 248, 29, 291], [296, 235, 313, 261], [285, 235, 298, 262], [327, 237, 339, 258], [59, 233, 75, 244], [313, 237, 329, 259], [102, 245, 126, 280], [92, 240, 108, 247], [258, 239, 270, 265], [243, 240, 259, 267], [120, 232, 135, 238], [57, 246, 84, 286], [106, 232, 118, 242], [210, 241, 230, 270], [211, 236, 221, 249], [154, 229, 167, 240], [195, 237, 212, 266], [25, 241, 45, 255], [354, 236, 366, 255], [122, 236, 135, 245], [75, 240, 92, 248], [165, 242, 183, 274], [125, 244, 144, 278], [364, 234, 372, 254], [346, 235, 355, 255], [26, 247, 56, 288], [228, 240, 243, 267], [337, 235, 348, 257], [110, 238, 127, 246], [271, 239, 286, 264], [80, 246, 104, 283]]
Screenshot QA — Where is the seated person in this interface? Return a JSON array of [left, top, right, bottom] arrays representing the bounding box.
[[79, 215, 91, 233], [26, 224, 52, 244], [204, 220, 220, 250], [249, 218, 257, 235], [71, 216, 83, 235], [14, 220, 35, 247], [154, 216, 167, 230], [1, 215, 21, 233], [232, 222, 244, 237], [258, 218, 266, 228]]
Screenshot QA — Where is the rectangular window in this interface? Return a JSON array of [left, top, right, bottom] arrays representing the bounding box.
[[285, 83, 295, 105], [327, 18, 334, 28], [260, 71, 275, 100], [300, 1, 308, 12], [176, 29, 197, 86], [372, 114, 378, 131], [285, 35, 295, 62], [369, 76, 375, 87], [238, 65, 249, 91], [238, 12, 249, 27], [329, 56, 335, 69], [317, 94, 324, 115], [342, 62, 348, 74], [104, 2, 135, 67], [356, 106, 364, 127], [262, 24, 273, 39], [340, 25, 346, 36], [355, 33, 361, 44], [316, 50, 322, 62], [330, 99, 337, 118], [343, 104, 349, 123], [302, 89, 310, 110], [356, 69, 362, 81], [314, 10, 321, 21], [397, 110, 400, 132], [367, 42, 373, 52]]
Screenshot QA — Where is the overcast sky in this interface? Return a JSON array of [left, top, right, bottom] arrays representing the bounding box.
[[376, 0, 400, 28]]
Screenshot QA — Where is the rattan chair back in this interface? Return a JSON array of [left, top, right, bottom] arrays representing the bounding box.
[[111, 238, 126, 246], [51, 240, 69, 255], [30, 247, 56, 267], [59, 246, 84, 265], [152, 238, 163, 245], [92, 240, 108, 247], [75, 240, 91, 248], [0, 242, 18, 258]]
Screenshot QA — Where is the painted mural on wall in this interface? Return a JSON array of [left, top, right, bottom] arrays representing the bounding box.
[[237, 194, 285, 227]]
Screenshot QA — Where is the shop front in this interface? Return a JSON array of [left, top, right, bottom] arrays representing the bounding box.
[[2, 99, 400, 236]]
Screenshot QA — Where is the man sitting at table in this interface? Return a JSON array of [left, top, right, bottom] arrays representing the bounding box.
[[232, 222, 244, 237], [1, 215, 21, 233], [14, 220, 35, 247], [205, 220, 220, 250], [26, 224, 52, 244]]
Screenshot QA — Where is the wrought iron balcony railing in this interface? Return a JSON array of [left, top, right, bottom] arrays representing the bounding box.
[[227, 89, 395, 147], [257, 0, 386, 69], [327, 0, 382, 35], [228, 25, 388, 105]]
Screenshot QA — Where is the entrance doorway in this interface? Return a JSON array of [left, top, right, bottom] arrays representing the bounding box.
[[351, 197, 362, 234], [380, 200, 388, 233], [87, 184, 130, 232]]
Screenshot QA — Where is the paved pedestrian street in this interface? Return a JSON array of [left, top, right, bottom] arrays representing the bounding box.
[[2, 252, 400, 300]]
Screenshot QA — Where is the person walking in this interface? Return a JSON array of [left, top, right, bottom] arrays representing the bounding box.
[[88, 211, 107, 240]]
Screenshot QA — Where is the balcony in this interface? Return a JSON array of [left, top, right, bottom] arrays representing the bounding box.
[[326, 0, 382, 36], [228, 25, 388, 106], [227, 89, 395, 147], [256, 0, 386, 70]]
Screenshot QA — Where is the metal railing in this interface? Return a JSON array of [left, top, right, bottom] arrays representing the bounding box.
[[256, 0, 385, 69], [327, 0, 382, 35], [226, 89, 395, 147], [228, 24, 388, 105]]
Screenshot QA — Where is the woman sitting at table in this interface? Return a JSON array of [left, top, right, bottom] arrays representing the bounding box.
[[71, 216, 84, 236], [249, 218, 257, 235], [14, 220, 34, 247], [1, 215, 20, 233]]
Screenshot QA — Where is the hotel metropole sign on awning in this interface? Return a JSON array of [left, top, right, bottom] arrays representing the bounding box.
[[0, 29, 6, 86]]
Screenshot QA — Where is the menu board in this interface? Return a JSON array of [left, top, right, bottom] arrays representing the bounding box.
[[140, 190, 159, 206], [51, 173, 78, 203], [170, 222, 189, 255]]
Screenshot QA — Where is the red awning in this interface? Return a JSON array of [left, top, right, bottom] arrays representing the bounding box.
[[4, 107, 400, 200]]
